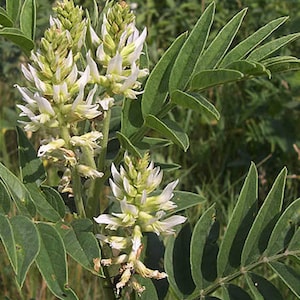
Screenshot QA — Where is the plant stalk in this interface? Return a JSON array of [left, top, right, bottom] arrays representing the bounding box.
[[86, 108, 112, 217], [71, 167, 86, 218]]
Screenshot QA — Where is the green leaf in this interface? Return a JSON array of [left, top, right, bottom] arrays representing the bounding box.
[[225, 60, 269, 77], [190, 204, 216, 290], [55, 219, 103, 276], [6, 0, 21, 21], [190, 69, 244, 91], [0, 179, 11, 214], [262, 56, 300, 73], [193, 8, 247, 73], [265, 198, 300, 256], [25, 183, 64, 222], [35, 223, 78, 300], [0, 214, 17, 272], [220, 16, 288, 67], [266, 60, 300, 74], [134, 275, 159, 300], [241, 168, 287, 266], [141, 32, 187, 117], [263, 55, 299, 65], [121, 97, 144, 138], [145, 115, 189, 151], [223, 284, 252, 300], [116, 132, 142, 158], [245, 273, 264, 300], [17, 126, 46, 186], [10, 215, 39, 287], [269, 261, 300, 298], [247, 272, 283, 300], [0, 162, 36, 217], [0, 7, 13, 27], [169, 2, 215, 92], [173, 223, 195, 295], [171, 90, 220, 120], [288, 227, 300, 252], [20, 0, 36, 40], [156, 162, 181, 172], [136, 137, 172, 151], [164, 235, 185, 299], [217, 163, 258, 276], [0, 27, 34, 54], [247, 33, 300, 61], [165, 191, 206, 218], [41, 186, 65, 219]]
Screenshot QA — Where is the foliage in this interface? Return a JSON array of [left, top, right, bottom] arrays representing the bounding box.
[[0, 0, 300, 299], [167, 163, 300, 299]]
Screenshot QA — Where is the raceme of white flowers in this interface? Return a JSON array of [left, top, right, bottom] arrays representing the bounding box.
[[16, 0, 148, 193], [94, 152, 187, 294], [87, 0, 149, 99]]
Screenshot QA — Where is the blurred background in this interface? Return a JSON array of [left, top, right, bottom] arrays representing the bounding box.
[[1, 0, 300, 299]]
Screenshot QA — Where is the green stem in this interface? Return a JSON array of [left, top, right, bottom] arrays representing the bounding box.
[[71, 167, 86, 218], [82, 146, 98, 217], [86, 109, 112, 217], [98, 108, 111, 177], [58, 121, 87, 218]]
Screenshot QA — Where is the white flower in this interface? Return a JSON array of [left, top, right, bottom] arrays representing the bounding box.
[[96, 43, 109, 63], [37, 139, 65, 157], [143, 215, 187, 235], [21, 64, 48, 93], [72, 84, 101, 120], [70, 131, 103, 151], [126, 27, 147, 65], [89, 25, 101, 45], [16, 84, 60, 131], [93, 214, 122, 230], [145, 164, 163, 192], [112, 199, 139, 225], [145, 180, 179, 212], [77, 164, 103, 179], [98, 97, 114, 110], [109, 178, 124, 200], [74, 65, 90, 91], [131, 225, 143, 255], [86, 51, 100, 80], [107, 53, 123, 76], [101, 254, 128, 266], [94, 198, 139, 229], [96, 234, 130, 250], [53, 82, 69, 104]]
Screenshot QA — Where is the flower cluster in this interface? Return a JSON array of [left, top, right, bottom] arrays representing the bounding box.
[[16, 0, 149, 195], [17, 0, 93, 133], [16, 1, 92, 194], [94, 152, 186, 294], [87, 0, 148, 100]]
